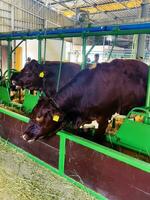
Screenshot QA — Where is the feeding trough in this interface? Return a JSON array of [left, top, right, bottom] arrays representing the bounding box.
[[106, 107, 150, 156]]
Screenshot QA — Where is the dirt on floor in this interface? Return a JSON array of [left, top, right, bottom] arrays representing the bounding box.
[[0, 138, 96, 200]]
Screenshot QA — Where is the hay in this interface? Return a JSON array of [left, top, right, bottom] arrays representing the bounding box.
[[0, 139, 96, 200], [0, 104, 26, 116]]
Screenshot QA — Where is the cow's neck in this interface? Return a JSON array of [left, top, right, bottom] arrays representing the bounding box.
[[54, 82, 82, 114]]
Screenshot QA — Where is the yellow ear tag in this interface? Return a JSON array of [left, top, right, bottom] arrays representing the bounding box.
[[53, 115, 60, 122], [39, 71, 45, 78]]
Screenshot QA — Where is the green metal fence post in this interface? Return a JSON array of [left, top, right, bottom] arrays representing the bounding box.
[[11, 40, 24, 53], [81, 35, 86, 70], [131, 34, 138, 59], [146, 66, 150, 108], [43, 38, 47, 64], [7, 40, 12, 88], [25, 40, 27, 61], [56, 38, 64, 92], [58, 134, 66, 175], [86, 43, 95, 58], [38, 38, 42, 64], [107, 36, 117, 61]]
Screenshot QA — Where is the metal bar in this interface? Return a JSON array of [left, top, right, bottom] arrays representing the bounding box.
[[107, 36, 117, 61], [85, 43, 95, 58], [57, 130, 150, 173], [7, 40, 12, 88], [81, 36, 86, 70], [50, 0, 74, 5], [131, 35, 138, 59], [38, 39, 42, 64], [146, 67, 150, 108], [1, 22, 150, 40], [136, 1, 149, 59], [0, 29, 150, 41], [25, 40, 27, 61], [43, 38, 46, 63], [11, 40, 24, 53], [58, 135, 66, 175], [0, 42, 2, 75], [56, 38, 64, 92], [0, 107, 29, 123]]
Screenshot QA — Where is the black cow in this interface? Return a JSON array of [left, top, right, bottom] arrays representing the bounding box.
[[22, 59, 148, 142], [11, 60, 80, 97]]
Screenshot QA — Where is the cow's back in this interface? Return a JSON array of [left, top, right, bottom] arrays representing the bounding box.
[[56, 59, 148, 118], [43, 62, 80, 96], [96, 59, 148, 114]]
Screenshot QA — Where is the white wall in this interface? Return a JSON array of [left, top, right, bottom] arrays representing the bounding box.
[[16, 39, 67, 69], [45, 39, 66, 61]]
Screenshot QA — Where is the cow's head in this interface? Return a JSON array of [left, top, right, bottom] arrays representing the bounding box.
[[22, 97, 65, 142], [12, 60, 45, 90]]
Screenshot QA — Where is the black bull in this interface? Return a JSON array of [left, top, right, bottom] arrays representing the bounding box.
[[22, 59, 148, 142], [11, 60, 80, 97]]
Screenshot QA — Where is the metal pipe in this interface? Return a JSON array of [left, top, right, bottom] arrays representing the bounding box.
[[7, 40, 12, 88], [2, 22, 150, 40], [25, 40, 27, 61], [56, 38, 64, 92], [38, 39, 42, 64], [86, 43, 95, 58], [107, 36, 117, 61], [136, 1, 149, 59], [43, 38, 47, 64], [146, 67, 150, 108], [11, 40, 24, 53], [81, 36, 86, 70]]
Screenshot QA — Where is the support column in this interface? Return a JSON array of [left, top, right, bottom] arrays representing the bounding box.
[[43, 38, 47, 64], [146, 67, 150, 107], [136, 1, 149, 59], [56, 38, 64, 92], [7, 40, 12, 88], [81, 36, 86, 70], [38, 39, 42, 64], [25, 40, 27, 61]]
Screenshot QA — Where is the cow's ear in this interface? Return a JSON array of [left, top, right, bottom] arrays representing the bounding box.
[[30, 60, 41, 70], [30, 59, 38, 66]]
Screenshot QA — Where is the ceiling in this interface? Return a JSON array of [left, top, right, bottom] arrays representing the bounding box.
[[36, 0, 150, 26]]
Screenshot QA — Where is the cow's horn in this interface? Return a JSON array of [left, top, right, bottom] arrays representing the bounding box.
[[36, 116, 44, 122]]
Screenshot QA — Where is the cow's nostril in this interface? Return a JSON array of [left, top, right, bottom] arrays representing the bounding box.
[[22, 134, 30, 141], [12, 80, 17, 85], [28, 138, 36, 143]]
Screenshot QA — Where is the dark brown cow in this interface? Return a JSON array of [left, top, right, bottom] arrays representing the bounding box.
[[22, 59, 148, 142], [11, 60, 80, 97]]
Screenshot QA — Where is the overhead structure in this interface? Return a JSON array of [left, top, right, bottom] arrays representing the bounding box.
[[1, 22, 150, 40], [40, 0, 150, 25]]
